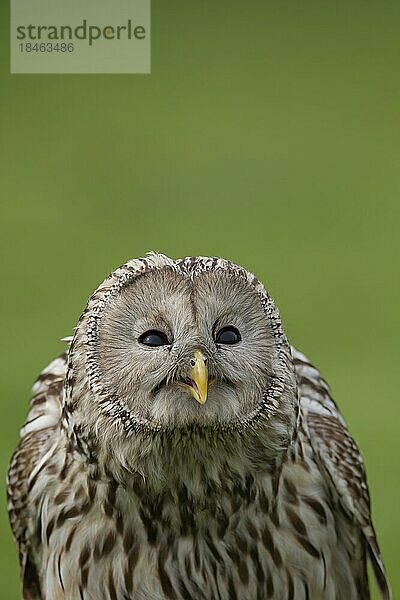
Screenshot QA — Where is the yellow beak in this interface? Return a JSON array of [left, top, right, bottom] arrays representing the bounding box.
[[185, 349, 208, 405]]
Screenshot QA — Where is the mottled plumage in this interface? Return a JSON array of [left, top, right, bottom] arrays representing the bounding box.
[[8, 254, 390, 599]]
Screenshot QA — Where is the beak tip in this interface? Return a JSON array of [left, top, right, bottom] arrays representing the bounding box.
[[186, 350, 209, 406], [188, 384, 207, 405]]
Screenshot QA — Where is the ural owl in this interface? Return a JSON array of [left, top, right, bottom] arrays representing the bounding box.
[[7, 253, 390, 599]]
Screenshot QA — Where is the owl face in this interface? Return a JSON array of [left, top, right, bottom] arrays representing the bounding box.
[[86, 256, 285, 430]]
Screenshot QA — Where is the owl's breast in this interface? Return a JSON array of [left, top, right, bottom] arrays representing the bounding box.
[[37, 449, 365, 600]]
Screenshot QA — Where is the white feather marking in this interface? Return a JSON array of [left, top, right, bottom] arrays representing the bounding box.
[[41, 357, 67, 377], [27, 440, 58, 486], [302, 397, 334, 417], [22, 414, 59, 436]]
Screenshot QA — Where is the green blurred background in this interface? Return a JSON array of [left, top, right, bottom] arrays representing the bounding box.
[[1, 1, 399, 597]]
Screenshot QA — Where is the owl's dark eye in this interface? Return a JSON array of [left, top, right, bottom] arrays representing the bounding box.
[[139, 330, 170, 347], [215, 326, 241, 345]]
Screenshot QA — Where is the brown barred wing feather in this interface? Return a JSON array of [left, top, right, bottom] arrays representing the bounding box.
[[7, 353, 67, 600], [292, 347, 391, 600], [8, 430, 50, 599], [307, 411, 391, 600]]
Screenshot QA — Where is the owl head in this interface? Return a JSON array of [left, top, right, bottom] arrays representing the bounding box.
[[66, 254, 298, 475]]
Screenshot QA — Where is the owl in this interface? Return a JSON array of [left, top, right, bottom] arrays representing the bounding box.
[[8, 253, 390, 599]]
